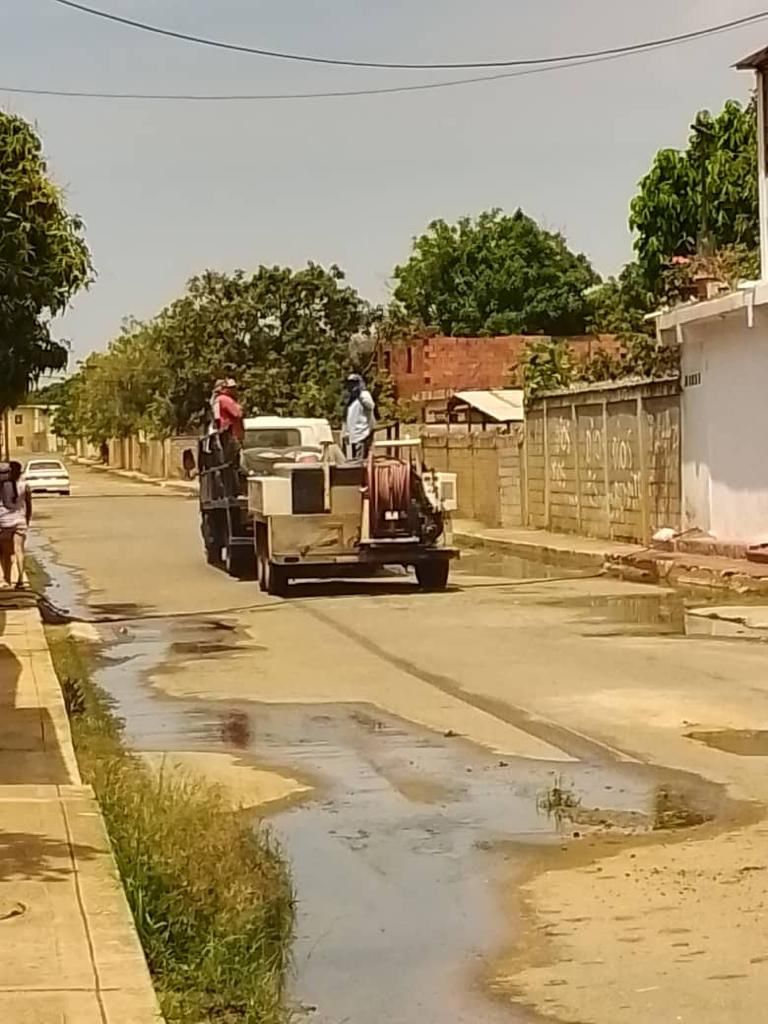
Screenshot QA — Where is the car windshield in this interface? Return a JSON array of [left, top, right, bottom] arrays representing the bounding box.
[[244, 429, 302, 449], [27, 461, 65, 473]]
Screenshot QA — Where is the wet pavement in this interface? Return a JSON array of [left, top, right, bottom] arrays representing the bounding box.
[[27, 468, 768, 1024], [28, 531, 747, 1024]]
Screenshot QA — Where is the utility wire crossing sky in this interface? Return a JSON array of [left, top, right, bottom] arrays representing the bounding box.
[[12, 3, 768, 102], [3, 0, 761, 357]]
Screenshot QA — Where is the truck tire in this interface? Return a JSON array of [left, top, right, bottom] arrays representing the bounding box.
[[265, 560, 289, 597], [201, 512, 222, 565], [415, 560, 450, 592], [226, 542, 256, 580], [255, 526, 268, 591]]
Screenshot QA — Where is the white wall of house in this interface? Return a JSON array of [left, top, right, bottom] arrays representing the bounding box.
[[680, 305, 768, 542]]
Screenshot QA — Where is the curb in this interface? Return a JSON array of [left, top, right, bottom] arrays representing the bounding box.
[[454, 529, 768, 595], [606, 551, 768, 596], [453, 531, 611, 571]]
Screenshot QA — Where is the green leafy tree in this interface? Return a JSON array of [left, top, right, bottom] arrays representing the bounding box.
[[630, 99, 758, 291], [393, 209, 599, 336], [145, 264, 376, 433], [586, 262, 655, 337], [55, 263, 383, 441], [0, 111, 92, 413]]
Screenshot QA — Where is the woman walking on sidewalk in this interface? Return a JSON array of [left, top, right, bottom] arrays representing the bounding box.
[[0, 462, 32, 589]]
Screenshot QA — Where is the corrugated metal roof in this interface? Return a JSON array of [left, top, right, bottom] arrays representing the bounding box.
[[452, 389, 525, 421]]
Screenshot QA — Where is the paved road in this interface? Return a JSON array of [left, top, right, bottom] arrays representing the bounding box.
[[32, 463, 768, 1024]]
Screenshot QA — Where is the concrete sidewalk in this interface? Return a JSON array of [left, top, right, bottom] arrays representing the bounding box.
[[0, 603, 162, 1023], [454, 520, 768, 594]]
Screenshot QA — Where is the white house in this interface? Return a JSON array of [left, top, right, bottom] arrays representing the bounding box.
[[653, 46, 768, 544]]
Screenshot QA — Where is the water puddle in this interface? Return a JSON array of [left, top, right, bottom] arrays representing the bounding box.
[[556, 592, 768, 642], [454, 548, 768, 644], [686, 729, 768, 757], [456, 550, 583, 581]]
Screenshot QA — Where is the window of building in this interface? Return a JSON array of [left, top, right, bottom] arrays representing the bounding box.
[[14, 415, 23, 425], [16, 437, 24, 448], [406, 347, 414, 374], [382, 350, 391, 371]]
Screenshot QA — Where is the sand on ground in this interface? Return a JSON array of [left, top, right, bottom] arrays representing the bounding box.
[[493, 820, 768, 1024], [140, 750, 310, 809]]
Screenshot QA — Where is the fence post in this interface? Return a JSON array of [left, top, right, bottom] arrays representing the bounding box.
[[543, 398, 550, 529], [571, 401, 582, 533], [602, 398, 611, 537], [524, 428, 528, 532], [637, 392, 650, 543]]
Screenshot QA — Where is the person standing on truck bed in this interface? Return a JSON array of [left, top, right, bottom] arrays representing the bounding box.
[[212, 378, 244, 441], [343, 373, 376, 460]]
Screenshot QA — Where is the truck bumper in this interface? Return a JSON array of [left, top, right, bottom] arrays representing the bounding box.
[[271, 546, 458, 578]]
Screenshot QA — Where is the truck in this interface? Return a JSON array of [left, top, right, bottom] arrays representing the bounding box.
[[196, 416, 458, 596]]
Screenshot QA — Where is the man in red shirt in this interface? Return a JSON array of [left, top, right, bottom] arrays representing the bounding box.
[[213, 378, 244, 441]]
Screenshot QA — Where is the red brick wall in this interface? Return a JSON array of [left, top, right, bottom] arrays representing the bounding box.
[[381, 334, 620, 400]]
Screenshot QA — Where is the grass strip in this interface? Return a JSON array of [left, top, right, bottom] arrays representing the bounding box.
[[45, 623, 295, 1024]]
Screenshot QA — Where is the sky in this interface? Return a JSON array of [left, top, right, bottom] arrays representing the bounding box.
[[1, 0, 762, 362]]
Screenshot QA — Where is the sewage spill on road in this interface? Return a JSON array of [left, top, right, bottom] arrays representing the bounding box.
[[31, 544, 740, 1024], [686, 728, 768, 756], [456, 550, 584, 581], [554, 590, 768, 641]]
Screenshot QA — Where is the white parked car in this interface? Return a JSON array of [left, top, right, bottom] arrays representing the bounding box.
[[24, 458, 71, 496]]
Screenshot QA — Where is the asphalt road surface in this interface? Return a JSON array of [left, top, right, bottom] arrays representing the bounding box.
[[31, 462, 768, 1024]]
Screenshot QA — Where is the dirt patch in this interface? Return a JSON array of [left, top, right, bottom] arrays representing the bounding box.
[[140, 750, 311, 810], [489, 792, 765, 1024]]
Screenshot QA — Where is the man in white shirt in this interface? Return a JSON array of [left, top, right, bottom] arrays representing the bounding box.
[[342, 374, 376, 460]]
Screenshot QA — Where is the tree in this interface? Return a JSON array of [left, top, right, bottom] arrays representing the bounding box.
[[55, 263, 385, 442], [145, 264, 377, 433], [0, 111, 92, 413], [393, 209, 599, 336], [629, 98, 758, 291], [586, 262, 655, 337]]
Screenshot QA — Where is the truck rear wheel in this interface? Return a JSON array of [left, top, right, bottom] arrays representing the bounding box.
[[264, 559, 289, 597], [201, 511, 223, 565], [255, 526, 268, 591], [415, 560, 450, 592], [226, 542, 256, 580]]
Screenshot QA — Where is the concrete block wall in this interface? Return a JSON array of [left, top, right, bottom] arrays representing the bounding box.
[[576, 403, 608, 539], [167, 435, 201, 479], [525, 378, 681, 543], [88, 434, 201, 480], [645, 395, 681, 532], [525, 410, 546, 529], [421, 429, 524, 528], [498, 431, 525, 527]]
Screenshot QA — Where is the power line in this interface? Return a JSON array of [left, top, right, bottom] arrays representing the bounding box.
[[0, 47, 698, 103], [50, 0, 768, 72], [6, 9, 763, 105]]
